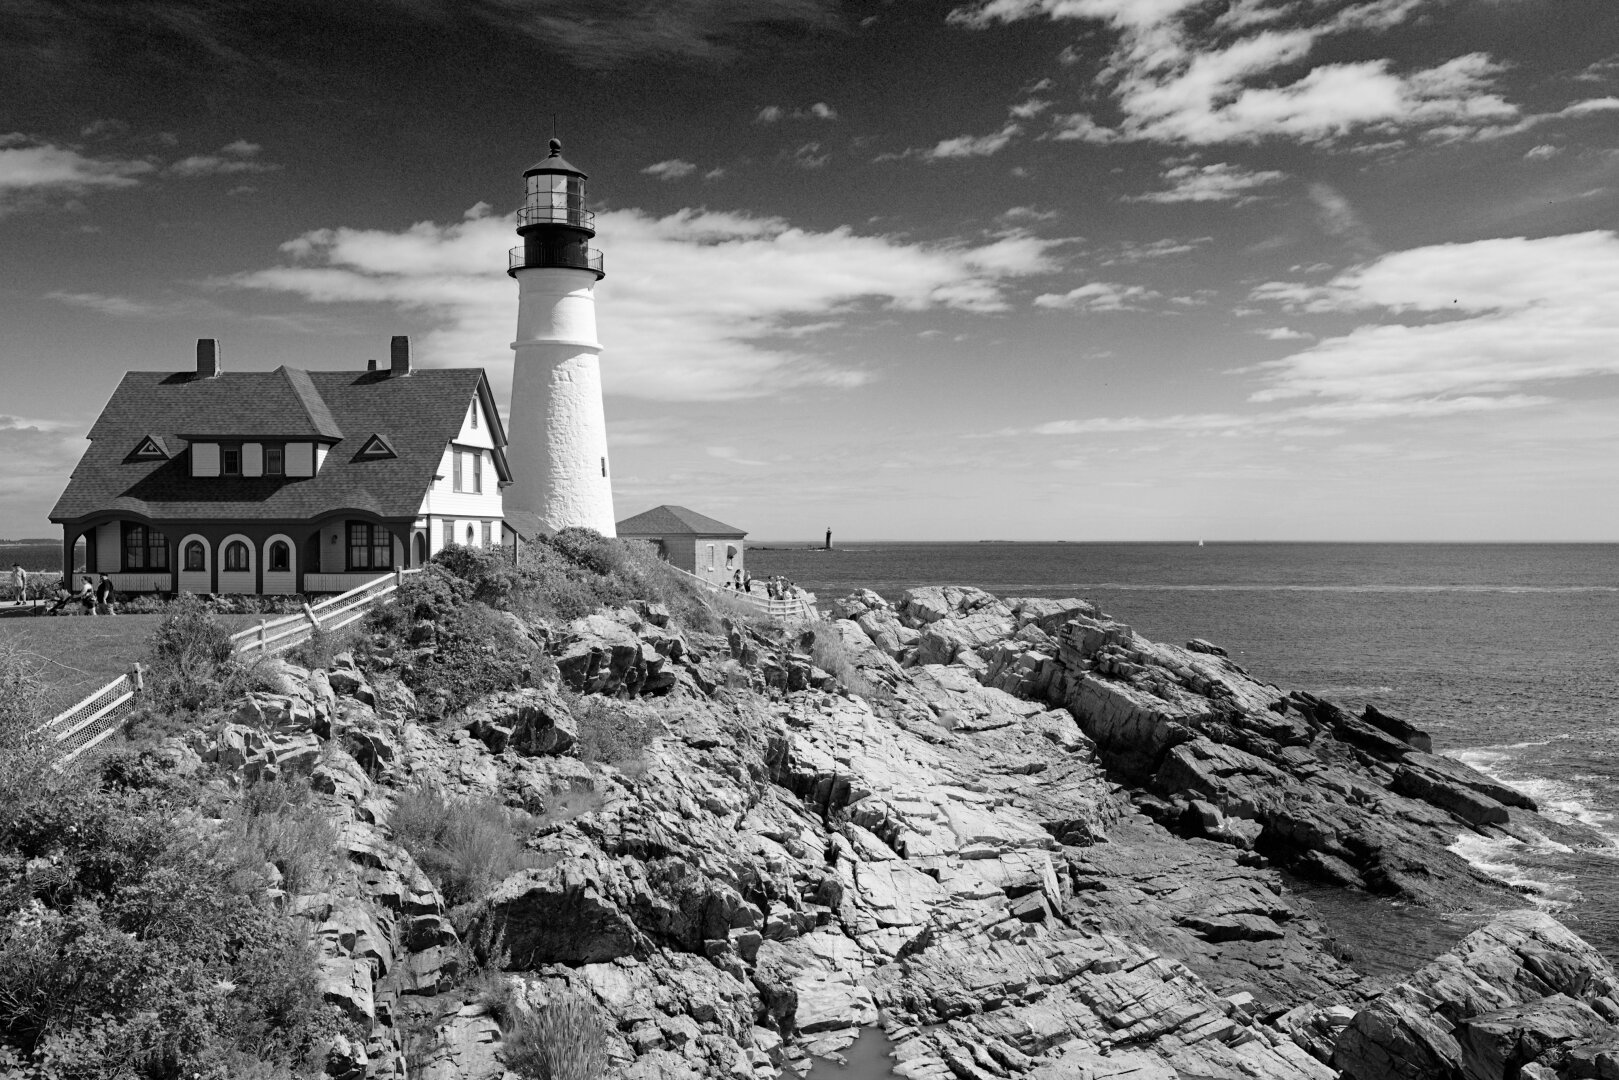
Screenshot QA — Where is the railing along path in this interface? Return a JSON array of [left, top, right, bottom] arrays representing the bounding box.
[[34, 568, 419, 765], [672, 566, 820, 621]]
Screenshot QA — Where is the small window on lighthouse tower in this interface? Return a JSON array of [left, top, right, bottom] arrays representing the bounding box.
[[601, 457, 607, 478]]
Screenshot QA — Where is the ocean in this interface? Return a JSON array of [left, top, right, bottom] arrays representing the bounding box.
[[748, 541, 1619, 970]]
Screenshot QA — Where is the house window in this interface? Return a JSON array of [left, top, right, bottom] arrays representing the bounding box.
[[265, 446, 284, 476], [347, 522, 392, 570], [707, 544, 715, 570], [481, 520, 492, 547], [453, 450, 464, 492], [473, 452, 482, 494], [123, 524, 167, 570], [221, 445, 242, 475], [223, 540, 250, 572], [268, 541, 290, 572], [470, 402, 478, 429], [466, 523, 475, 546], [184, 540, 207, 571]]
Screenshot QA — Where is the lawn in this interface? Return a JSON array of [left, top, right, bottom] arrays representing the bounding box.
[[0, 611, 260, 713]]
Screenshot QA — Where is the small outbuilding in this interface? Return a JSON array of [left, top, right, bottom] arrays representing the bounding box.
[[616, 504, 746, 587]]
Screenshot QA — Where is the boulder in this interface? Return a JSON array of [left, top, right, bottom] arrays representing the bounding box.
[[1361, 705, 1433, 753], [1456, 995, 1609, 1080], [473, 853, 645, 967]]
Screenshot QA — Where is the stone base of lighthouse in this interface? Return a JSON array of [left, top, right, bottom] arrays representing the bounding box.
[[506, 267, 616, 537]]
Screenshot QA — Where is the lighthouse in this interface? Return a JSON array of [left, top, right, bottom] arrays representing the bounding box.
[[504, 140, 616, 537]]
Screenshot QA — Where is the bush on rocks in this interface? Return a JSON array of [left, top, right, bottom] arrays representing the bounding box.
[[389, 786, 548, 909], [144, 595, 268, 717], [0, 717, 344, 1077], [568, 694, 660, 770], [500, 992, 609, 1080]]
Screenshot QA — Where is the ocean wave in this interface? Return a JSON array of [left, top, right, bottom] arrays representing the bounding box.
[[1065, 584, 1619, 595], [1447, 833, 1580, 908], [1449, 747, 1619, 839]]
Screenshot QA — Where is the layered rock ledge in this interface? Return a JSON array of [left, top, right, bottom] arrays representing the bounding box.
[[173, 583, 1618, 1079]]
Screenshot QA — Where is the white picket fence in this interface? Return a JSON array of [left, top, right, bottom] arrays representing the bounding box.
[[34, 568, 420, 765], [674, 567, 820, 621], [231, 567, 421, 658]]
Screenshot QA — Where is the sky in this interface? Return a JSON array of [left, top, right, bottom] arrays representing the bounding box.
[[1, 0, 1617, 541]]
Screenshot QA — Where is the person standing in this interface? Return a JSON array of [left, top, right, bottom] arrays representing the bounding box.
[[93, 574, 117, 615], [79, 575, 96, 615], [9, 563, 26, 606]]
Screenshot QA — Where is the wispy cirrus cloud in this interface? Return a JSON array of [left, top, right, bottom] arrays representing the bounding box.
[[879, 122, 1022, 163], [756, 102, 839, 122], [225, 205, 1061, 403], [1126, 162, 1287, 204], [1033, 281, 1159, 311], [950, 0, 1550, 148], [167, 139, 278, 177]]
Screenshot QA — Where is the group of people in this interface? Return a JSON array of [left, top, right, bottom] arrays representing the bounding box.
[[9, 563, 118, 615], [723, 568, 798, 600]]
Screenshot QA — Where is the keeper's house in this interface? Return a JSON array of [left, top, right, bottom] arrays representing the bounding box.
[[49, 337, 513, 594]]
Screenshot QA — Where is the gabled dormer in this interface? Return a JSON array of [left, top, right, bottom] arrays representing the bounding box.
[[126, 435, 171, 462], [355, 434, 398, 460]]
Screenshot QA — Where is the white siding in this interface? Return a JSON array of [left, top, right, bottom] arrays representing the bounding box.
[[418, 443, 504, 521], [243, 443, 263, 477], [315, 444, 329, 472], [95, 522, 119, 573], [455, 396, 496, 450], [192, 442, 220, 477], [286, 442, 314, 477]]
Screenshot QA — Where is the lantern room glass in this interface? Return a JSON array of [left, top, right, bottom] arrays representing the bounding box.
[[523, 173, 587, 226]]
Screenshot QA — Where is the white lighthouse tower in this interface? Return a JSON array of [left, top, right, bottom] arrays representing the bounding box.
[[504, 140, 616, 536]]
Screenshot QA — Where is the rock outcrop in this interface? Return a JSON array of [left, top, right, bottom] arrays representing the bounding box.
[[186, 579, 1617, 1080]]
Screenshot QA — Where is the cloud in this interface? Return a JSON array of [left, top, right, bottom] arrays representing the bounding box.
[[1126, 161, 1287, 204], [1524, 144, 1562, 161], [46, 291, 166, 317], [1099, 236, 1211, 263], [1307, 182, 1378, 254], [226, 204, 1061, 403], [167, 139, 279, 177], [11, 0, 844, 72], [1033, 281, 1160, 311], [884, 122, 1023, 162], [0, 415, 87, 514], [953, 0, 1533, 147], [641, 158, 698, 180], [1010, 97, 1052, 119], [1248, 231, 1619, 407], [786, 142, 830, 169], [1257, 327, 1311, 340], [755, 102, 838, 122], [0, 136, 153, 212]]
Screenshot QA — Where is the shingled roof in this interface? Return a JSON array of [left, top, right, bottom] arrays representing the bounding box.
[[52, 366, 508, 524], [616, 505, 746, 538]]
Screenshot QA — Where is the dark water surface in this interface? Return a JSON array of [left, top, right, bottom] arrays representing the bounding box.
[[749, 542, 1619, 962]]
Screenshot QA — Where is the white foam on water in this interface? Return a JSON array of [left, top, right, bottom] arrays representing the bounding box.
[[1446, 833, 1579, 908], [1450, 742, 1618, 839]]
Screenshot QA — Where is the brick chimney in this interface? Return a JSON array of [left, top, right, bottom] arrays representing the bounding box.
[[390, 335, 412, 377], [196, 338, 221, 378]]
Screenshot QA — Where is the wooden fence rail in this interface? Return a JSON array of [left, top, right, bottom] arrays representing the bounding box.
[[36, 568, 420, 765]]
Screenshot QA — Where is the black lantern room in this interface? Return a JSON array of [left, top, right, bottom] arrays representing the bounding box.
[[508, 139, 605, 279]]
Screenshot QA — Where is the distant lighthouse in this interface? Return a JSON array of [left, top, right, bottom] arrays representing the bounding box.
[[505, 139, 616, 536]]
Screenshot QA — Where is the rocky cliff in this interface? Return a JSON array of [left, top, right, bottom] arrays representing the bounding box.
[[159, 577, 1619, 1079]]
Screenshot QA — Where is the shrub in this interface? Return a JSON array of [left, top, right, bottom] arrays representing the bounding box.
[[0, 765, 344, 1076], [433, 544, 522, 606], [802, 621, 894, 704], [145, 595, 247, 715], [501, 993, 609, 1080], [568, 695, 660, 769], [547, 527, 620, 577], [390, 787, 545, 908], [221, 775, 341, 895]]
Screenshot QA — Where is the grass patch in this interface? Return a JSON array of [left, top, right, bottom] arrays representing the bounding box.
[[0, 612, 260, 705], [568, 694, 661, 770], [389, 786, 548, 908], [500, 992, 609, 1080], [799, 620, 895, 704]]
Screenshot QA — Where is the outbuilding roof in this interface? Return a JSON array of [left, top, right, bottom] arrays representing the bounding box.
[[615, 504, 746, 538], [52, 366, 509, 524]]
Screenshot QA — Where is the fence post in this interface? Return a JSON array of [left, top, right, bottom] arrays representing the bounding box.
[[302, 600, 319, 630], [259, 618, 268, 652], [395, 566, 404, 589], [130, 662, 144, 692]]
